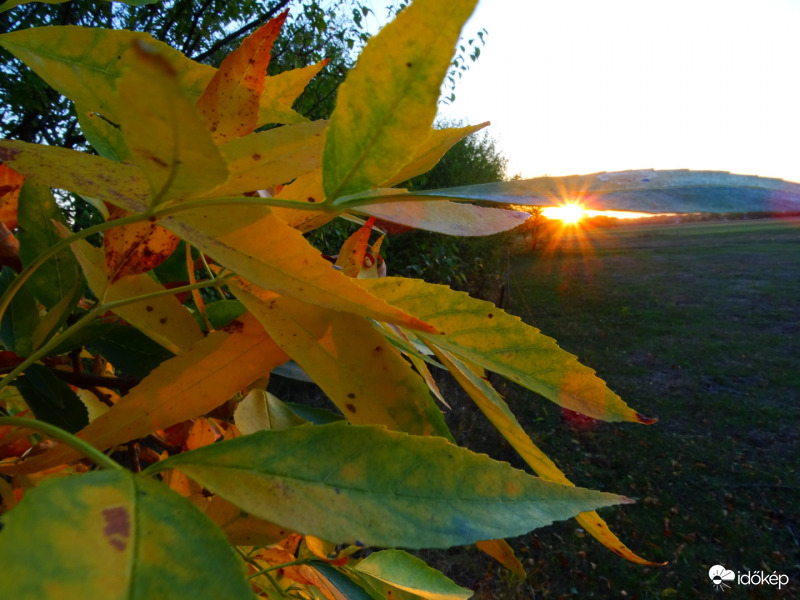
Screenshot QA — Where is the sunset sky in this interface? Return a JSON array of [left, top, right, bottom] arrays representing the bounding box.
[[371, 0, 800, 184]]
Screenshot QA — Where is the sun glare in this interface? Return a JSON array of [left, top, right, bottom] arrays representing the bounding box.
[[543, 203, 585, 225]]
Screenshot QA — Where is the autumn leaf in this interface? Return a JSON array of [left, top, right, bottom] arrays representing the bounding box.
[[378, 122, 489, 188], [60, 229, 203, 354], [103, 204, 181, 283], [0, 470, 253, 599], [334, 217, 375, 277], [360, 277, 653, 424], [0, 163, 23, 230], [197, 11, 289, 143], [117, 41, 228, 206], [233, 285, 450, 439], [431, 345, 661, 565], [2, 313, 288, 475]]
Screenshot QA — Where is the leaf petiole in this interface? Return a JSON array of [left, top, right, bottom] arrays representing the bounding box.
[[0, 276, 232, 393], [0, 416, 122, 471]]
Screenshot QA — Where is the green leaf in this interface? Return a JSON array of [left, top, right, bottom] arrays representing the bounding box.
[[354, 550, 472, 600], [0, 470, 253, 600], [77, 105, 130, 162], [323, 0, 479, 200], [12, 364, 88, 433], [0, 27, 213, 123], [149, 422, 630, 549], [0, 267, 40, 357], [408, 169, 800, 213], [0, 0, 68, 16], [309, 562, 378, 600], [86, 324, 175, 379], [31, 277, 84, 352], [204, 299, 246, 329], [16, 183, 80, 309], [359, 278, 653, 424]]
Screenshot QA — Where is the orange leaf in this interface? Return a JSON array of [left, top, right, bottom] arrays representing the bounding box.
[[103, 204, 181, 283], [197, 10, 288, 143], [475, 539, 525, 579], [334, 217, 375, 277], [185, 417, 221, 450], [0, 164, 23, 230], [1, 313, 289, 474]]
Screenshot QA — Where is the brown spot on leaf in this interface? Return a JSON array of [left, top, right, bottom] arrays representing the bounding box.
[[0, 147, 21, 162], [406, 62, 413, 68], [347, 393, 355, 399], [145, 306, 154, 312], [307, 196, 316, 203], [222, 319, 244, 333], [102, 506, 130, 552], [159, 318, 167, 324], [252, 153, 261, 160], [345, 404, 356, 413]]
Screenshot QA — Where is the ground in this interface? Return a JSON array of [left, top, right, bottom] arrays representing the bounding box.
[[426, 218, 800, 599]]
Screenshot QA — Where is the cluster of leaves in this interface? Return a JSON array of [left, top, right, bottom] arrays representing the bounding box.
[[11, 0, 800, 596]]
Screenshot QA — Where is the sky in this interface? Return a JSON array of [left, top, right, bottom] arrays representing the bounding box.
[[370, 0, 800, 183]]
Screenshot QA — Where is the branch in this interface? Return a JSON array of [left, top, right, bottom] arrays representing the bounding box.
[[192, 0, 292, 63]]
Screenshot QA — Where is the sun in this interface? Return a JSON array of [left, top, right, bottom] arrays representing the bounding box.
[[543, 203, 586, 225]]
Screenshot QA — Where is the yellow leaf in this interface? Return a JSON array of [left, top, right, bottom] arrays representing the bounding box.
[[360, 277, 653, 423], [197, 11, 288, 143], [3, 313, 288, 474], [203, 495, 292, 547], [117, 41, 228, 206], [57, 227, 202, 354], [161, 204, 438, 333], [203, 120, 326, 198], [272, 169, 334, 232], [233, 389, 305, 434], [475, 539, 526, 579], [233, 285, 450, 439], [103, 204, 181, 283], [432, 346, 662, 565], [0, 141, 149, 212], [263, 59, 329, 108], [379, 122, 489, 188]]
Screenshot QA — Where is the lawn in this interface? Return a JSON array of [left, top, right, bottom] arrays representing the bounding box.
[[429, 218, 799, 599]]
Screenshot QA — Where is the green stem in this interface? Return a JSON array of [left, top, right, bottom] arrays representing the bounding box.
[[0, 276, 231, 393], [0, 417, 121, 470], [152, 195, 335, 219], [247, 558, 314, 580], [0, 210, 156, 324]]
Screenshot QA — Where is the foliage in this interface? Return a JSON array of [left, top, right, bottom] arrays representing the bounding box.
[[385, 122, 510, 296], [8, 0, 797, 596]]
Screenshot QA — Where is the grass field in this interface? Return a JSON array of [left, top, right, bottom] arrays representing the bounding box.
[[431, 218, 799, 599]]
